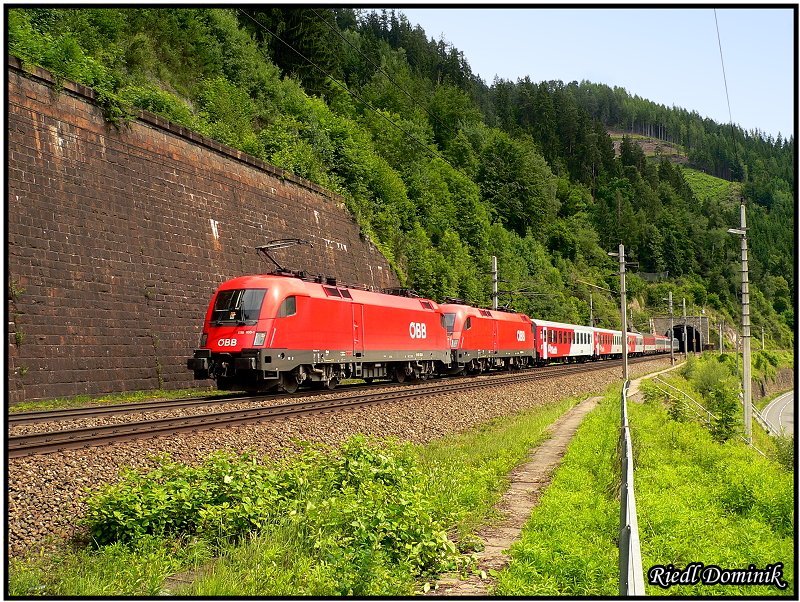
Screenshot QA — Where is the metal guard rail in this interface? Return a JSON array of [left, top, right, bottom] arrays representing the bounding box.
[[619, 380, 646, 596], [650, 377, 767, 457]]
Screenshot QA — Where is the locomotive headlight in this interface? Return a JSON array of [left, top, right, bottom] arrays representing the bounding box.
[[200, 333, 208, 347], [253, 332, 267, 347]]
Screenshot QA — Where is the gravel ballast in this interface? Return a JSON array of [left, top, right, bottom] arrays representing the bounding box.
[[7, 358, 672, 558]]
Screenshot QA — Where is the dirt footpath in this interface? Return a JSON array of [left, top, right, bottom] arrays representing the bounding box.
[[428, 394, 602, 596]]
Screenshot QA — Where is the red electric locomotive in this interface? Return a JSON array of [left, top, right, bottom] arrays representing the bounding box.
[[188, 274, 450, 392], [439, 303, 534, 374]]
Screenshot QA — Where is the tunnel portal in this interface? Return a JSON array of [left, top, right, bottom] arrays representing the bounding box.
[[669, 325, 702, 353]]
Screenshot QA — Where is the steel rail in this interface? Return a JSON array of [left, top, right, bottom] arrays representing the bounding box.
[[7, 393, 253, 425], [8, 356, 663, 457], [8, 356, 649, 425]]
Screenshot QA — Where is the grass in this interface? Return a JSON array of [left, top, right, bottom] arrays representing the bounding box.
[[492, 388, 622, 596], [7, 392, 583, 597], [632, 398, 794, 596], [680, 167, 737, 204], [8, 535, 213, 597], [9, 387, 219, 413], [494, 367, 793, 597]]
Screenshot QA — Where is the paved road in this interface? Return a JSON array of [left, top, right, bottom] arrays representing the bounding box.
[[762, 390, 794, 437]]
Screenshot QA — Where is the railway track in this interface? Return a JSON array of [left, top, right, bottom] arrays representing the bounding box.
[[7, 385, 373, 426], [7, 356, 659, 458]]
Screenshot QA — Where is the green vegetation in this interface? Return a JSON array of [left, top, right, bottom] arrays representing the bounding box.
[[8, 395, 580, 596], [6, 8, 793, 344], [634, 394, 794, 596], [493, 390, 620, 596], [8, 387, 218, 413], [680, 168, 737, 205], [642, 352, 794, 469], [495, 379, 793, 596]]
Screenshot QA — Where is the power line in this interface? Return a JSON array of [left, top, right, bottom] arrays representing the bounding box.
[[236, 8, 461, 174], [713, 9, 743, 180]]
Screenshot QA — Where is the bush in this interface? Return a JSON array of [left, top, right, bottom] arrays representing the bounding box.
[[771, 434, 794, 472], [119, 85, 196, 128], [82, 436, 457, 576]]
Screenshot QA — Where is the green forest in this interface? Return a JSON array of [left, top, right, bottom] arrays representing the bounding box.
[[8, 8, 794, 346]]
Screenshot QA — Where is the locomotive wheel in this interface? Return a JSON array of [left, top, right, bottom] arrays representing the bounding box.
[[279, 372, 300, 394], [393, 366, 407, 383], [325, 377, 338, 390]]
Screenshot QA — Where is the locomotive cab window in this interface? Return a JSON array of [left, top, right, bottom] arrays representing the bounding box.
[[442, 313, 456, 334], [212, 289, 266, 325], [277, 296, 297, 318], [464, 317, 472, 330]]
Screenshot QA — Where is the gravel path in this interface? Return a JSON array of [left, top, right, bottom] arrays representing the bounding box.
[[428, 395, 603, 596], [7, 358, 672, 559]]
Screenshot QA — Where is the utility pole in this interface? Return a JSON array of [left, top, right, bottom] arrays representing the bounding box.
[[719, 321, 723, 354], [761, 325, 765, 349], [736, 331, 740, 379], [589, 293, 594, 327], [668, 292, 674, 366], [492, 255, 498, 311], [663, 292, 675, 364], [609, 245, 628, 381], [728, 202, 752, 445], [682, 297, 687, 357]]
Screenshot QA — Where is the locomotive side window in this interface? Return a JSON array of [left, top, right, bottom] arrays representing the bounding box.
[[442, 313, 456, 335], [465, 317, 472, 330], [212, 289, 267, 325], [277, 296, 297, 318]]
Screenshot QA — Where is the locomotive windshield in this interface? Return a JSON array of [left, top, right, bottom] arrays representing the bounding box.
[[212, 289, 267, 325], [442, 313, 456, 335]]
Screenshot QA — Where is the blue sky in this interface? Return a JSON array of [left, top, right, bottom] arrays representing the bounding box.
[[400, 7, 795, 140]]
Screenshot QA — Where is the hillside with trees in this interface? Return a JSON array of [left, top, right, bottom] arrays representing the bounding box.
[[7, 7, 794, 346]]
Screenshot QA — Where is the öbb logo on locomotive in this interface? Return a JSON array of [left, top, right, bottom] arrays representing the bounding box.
[[187, 272, 677, 393], [409, 322, 427, 339]]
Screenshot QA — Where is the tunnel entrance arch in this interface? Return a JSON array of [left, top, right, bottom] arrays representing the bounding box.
[[669, 325, 702, 352]]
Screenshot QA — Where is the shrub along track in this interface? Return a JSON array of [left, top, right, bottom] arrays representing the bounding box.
[[7, 357, 673, 561]]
